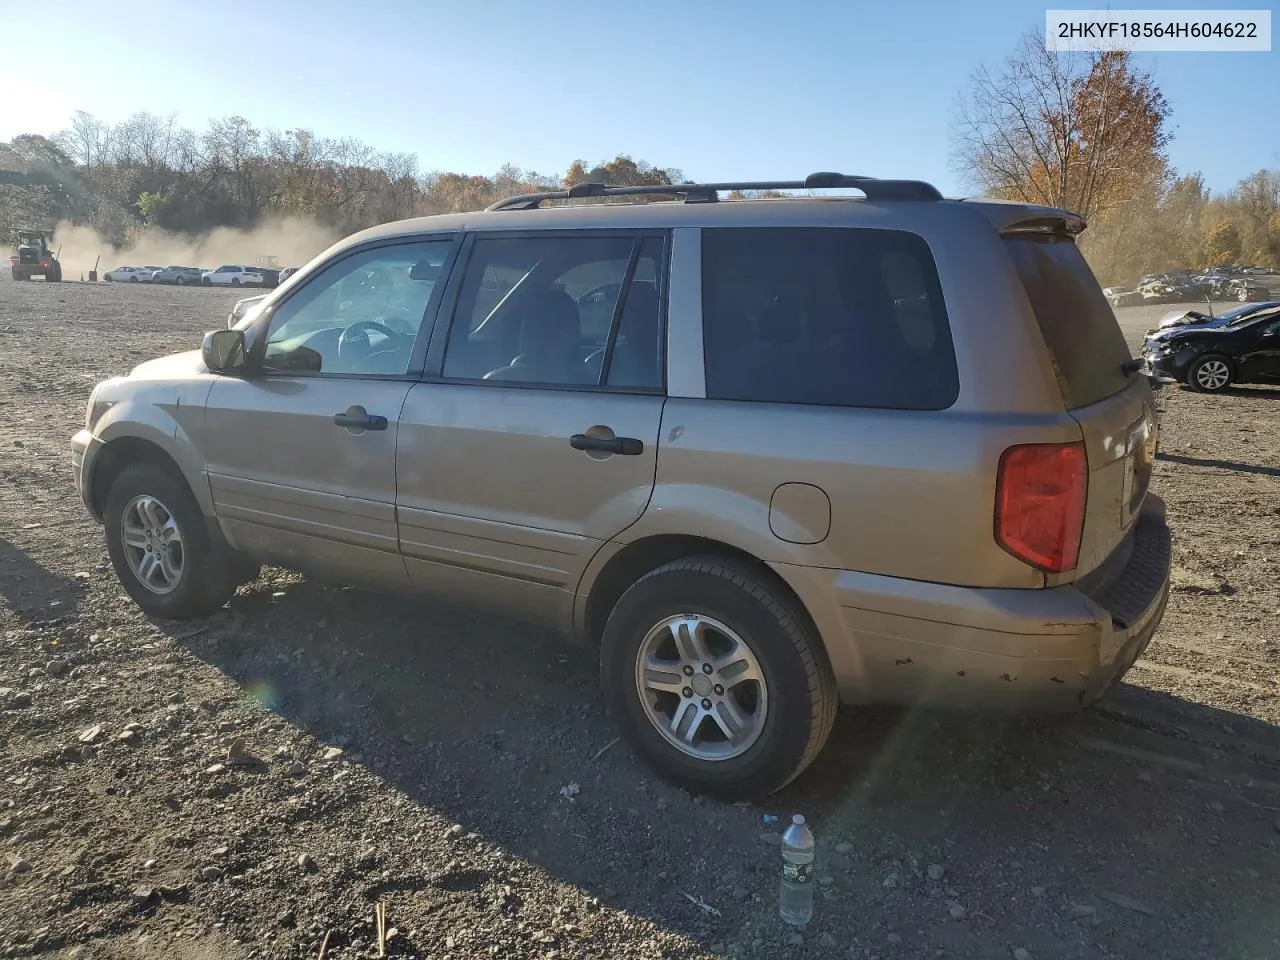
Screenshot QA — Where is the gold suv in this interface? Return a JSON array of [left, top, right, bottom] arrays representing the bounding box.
[[71, 174, 1171, 798]]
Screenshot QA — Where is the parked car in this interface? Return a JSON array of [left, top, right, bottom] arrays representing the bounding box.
[[151, 266, 204, 286], [202, 265, 265, 287], [1144, 301, 1280, 391], [104, 266, 157, 283], [1104, 286, 1143, 307], [278, 266, 300, 284], [1139, 282, 1182, 303], [227, 294, 268, 328], [71, 173, 1171, 799], [1227, 277, 1271, 302]]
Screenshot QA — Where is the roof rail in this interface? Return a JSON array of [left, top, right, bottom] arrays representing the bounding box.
[[485, 172, 943, 211]]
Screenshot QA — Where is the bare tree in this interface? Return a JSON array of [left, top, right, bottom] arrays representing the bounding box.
[[952, 32, 1170, 221]]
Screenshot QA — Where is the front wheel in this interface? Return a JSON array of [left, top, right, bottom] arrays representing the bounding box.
[[600, 557, 838, 800], [1239, 289, 1250, 302], [104, 463, 237, 619], [129, 275, 138, 282], [1188, 354, 1233, 393], [202, 277, 212, 286]]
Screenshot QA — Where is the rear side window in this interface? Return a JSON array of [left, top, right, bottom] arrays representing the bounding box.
[[1004, 235, 1132, 409], [701, 227, 958, 410]]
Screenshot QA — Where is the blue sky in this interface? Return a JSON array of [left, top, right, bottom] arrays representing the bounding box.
[[2, 0, 1276, 196]]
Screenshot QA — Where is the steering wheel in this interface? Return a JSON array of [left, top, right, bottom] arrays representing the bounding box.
[[338, 320, 401, 367]]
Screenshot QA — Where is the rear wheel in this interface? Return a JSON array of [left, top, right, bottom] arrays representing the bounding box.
[[600, 557, 837, 799], [1238, 288, 1250, 302], [202, 277, 212, 286], [1188, 355, 1233, 392], [174, 276, 183, 286], [231, 277, 241, 287], [129, 275, 138, 282], [103, 463, 238, 619]]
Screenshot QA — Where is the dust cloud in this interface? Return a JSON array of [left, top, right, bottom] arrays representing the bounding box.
[[49, 218, 342, 279]]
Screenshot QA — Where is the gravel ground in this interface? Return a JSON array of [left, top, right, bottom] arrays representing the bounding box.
[[0, 280, 1278, 960]]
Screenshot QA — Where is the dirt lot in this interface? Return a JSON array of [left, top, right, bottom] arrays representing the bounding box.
[[1, 280, 1278, 960]]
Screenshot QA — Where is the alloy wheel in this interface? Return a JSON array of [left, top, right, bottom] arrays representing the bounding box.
[[120, 494, 185, 594], [1195, 359, 1230, 391]]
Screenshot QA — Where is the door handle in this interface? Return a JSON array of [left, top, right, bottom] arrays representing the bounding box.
[[570, 433, 643, 455], [333, 408, 388, 431]]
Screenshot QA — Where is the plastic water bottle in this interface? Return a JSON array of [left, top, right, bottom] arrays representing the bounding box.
[[779, 813, 815, 925]]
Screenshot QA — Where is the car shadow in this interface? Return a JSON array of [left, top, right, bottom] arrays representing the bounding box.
[[1156, 451, 1280, 478], [158, 578, 1280, 956], [0, 535, 86, 623]]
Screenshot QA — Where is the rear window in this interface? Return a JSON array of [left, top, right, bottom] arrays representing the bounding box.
[[701, 227, 959, 410], [1004, 235, 1132, 409]]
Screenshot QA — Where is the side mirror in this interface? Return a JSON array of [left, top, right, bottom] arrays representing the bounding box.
[[202, 329, 247, 373]]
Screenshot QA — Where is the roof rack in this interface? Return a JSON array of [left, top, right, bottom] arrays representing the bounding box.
[[485, 172, 943, 211]]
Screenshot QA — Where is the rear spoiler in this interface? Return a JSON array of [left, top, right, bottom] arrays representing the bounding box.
[[1000, 212, 1087, 238]]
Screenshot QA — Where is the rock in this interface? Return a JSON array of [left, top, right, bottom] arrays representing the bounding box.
[[297, 853, 316, 872], [117, 730, 136, 743], [1066, 902, 1096, 919], [142, 859, 157, 870], [46, 660, 68, 676], [11, 691, 32, 708], [818, 875, 834, 887], [204, 763, 226, 775], [1207, 800, 1224, 813], [276, 910, 296, 928], [1031, 885, 1047, 897], [834, 841, 855, 855], [284, 761, 307, 778], [760, 831, 782, 845], [1012, 950, 1033, 960], [226, 737, 248, 761], [819, 933, 838, 949], [731, 885, 749, 901], [1097, 889, 1157, 916], [131, 886, 158, 903], [78, 725, 103, 744], [947, 901, 967, 920], [1137, 771, 1153, 783], [786, 932, 805, 947], [887, 933, 902, 944], [322, 747, 344, 761], [883, 872, 900, 889], [198, 866, 223, 881], [79, 746, 94, 761], [709, 941, 726, 954], [212, 846, 229, 857], [446, 824, 464, 840], [927, 863, 946, 881], [9, 858, 32, 874]]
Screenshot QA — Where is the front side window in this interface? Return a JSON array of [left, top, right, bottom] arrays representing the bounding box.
[[262, 239, 452, 376], [701, 227, 958, 410], [441, 234, 664, 389]]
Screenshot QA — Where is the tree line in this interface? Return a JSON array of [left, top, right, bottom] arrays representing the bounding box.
[[3, 43, 1278, 289], [0, 110, 683, 249]]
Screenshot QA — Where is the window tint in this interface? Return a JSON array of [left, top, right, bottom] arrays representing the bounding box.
[[1004, 236, 1132, 409], [262, 239, 451, 376], [701, 227, 958, 410], [441, 234, 663, 389]]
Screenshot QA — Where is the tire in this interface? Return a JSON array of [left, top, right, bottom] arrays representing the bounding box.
[[202, 277, 212, 286], [173, 277, 183, 286], [105, 275, 114, 282], [231, 278, 241, 287], [1187, 354, 1233, 393], [130, 275, 138, 282], [600, 556, 838, 800], [1239, 289, 1250, 302], [103, 462, 237, 620]]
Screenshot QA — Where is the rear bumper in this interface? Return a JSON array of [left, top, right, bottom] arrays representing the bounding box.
[[773, 496, 1172, 710]]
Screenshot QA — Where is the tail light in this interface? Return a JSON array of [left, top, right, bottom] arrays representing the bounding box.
[[994, 441, 1087, 573]]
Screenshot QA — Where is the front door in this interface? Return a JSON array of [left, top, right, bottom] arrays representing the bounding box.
[[1237, 314, 1280, 382], [200, 236, 458, 589], [396, 231, 668, 627]]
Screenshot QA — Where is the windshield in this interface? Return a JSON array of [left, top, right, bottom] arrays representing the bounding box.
[[1225, 303, 1280, 326]]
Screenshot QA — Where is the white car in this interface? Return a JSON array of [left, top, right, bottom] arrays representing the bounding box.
[[104, 266, 158, 283], [202, 265, 265, 288]]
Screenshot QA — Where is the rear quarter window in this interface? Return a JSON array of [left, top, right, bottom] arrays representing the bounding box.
[[701, 227, 959, 410], [1004, 235, 1133, 409]]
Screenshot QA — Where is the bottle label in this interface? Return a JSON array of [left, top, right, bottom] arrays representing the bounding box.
[[781, 861, 812, 885]]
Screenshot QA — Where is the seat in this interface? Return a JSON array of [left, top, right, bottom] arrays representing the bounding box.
[[605, 282, 661, 387], [483, 289, 586, 384]]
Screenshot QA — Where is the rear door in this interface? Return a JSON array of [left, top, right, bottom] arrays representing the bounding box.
[[395, 231, 667, 627], [1003, 232, 1157, 579], [200, 236, 458, 589]]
